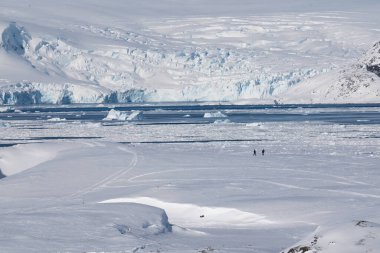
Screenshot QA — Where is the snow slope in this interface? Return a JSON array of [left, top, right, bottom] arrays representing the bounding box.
[[281, 41, 380, 104], [0, 1, 380, 104]]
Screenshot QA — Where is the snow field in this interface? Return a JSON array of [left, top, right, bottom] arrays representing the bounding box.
[[0, 107, 379, 252]]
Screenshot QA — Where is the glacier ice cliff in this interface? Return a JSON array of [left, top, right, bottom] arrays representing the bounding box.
[[0, 14, 378, 105]]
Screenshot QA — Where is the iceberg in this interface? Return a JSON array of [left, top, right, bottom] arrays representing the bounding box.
[[127, 110, 143, 121], [103, 109, 127, 121]]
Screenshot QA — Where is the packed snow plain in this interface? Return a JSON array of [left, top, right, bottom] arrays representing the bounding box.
[[0, 104, 380, 252]]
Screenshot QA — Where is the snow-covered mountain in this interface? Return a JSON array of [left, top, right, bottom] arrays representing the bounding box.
[[0, 0, 379, 104], [281, 41, 380, 104]]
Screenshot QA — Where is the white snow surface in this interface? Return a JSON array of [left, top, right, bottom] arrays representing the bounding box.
[[0, 1, 380, 104], [281, 41, 380, 104], [0, 105, 379, 252], [100, 197, 273, 228]]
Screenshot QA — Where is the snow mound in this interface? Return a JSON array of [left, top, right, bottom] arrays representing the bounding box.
[[1, 22, 31, 55], [284, 220, 380, 253], [127, 110, 143, 121], [100, 197, 273, 228], [204, 111, 227, 118], [0, 142, 77, 176], [103, 109, 127, 121]]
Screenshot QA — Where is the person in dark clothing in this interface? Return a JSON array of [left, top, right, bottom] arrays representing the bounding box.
[[253, 149, 256, 156], [262, 149, 265, 155]]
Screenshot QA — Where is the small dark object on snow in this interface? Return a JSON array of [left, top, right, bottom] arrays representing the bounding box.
[[253, 149, 256, 156], [262, 149, 265, 155], [200, 215, 205, 218]]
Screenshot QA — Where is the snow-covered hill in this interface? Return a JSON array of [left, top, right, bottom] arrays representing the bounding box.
[[281, 41, 380, 104], [0, 1, 379, 104]]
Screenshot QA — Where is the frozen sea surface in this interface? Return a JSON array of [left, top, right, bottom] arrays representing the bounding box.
[[0, 104, 379, 252]]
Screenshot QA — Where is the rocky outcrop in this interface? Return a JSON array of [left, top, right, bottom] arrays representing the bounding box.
[[362, 41, 380, 77], [1, 22, 31, 55], [0, 169, 5, 179]]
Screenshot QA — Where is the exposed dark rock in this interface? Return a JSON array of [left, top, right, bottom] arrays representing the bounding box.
[[0, 169, 6, 179], [1, 22, 31, 55], [286, 245, 311, 253], [362, 41, 380, 77], [366, 65, 380, 77], [355, 220, 380, 228], [283, 235, 319, 253]]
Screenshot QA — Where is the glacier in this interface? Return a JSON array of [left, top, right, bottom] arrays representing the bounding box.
[[0, 1, 379, 104]]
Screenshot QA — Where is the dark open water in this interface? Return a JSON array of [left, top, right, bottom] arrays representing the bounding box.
[[0, 103, 379, 125]]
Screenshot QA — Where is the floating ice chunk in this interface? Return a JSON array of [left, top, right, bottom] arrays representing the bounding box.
[[47, 117, 66, 121], [183, 114, 191, 117], [204, 111, 227, 118], [127, 110, 143, 121], [103, 109, 127, 121]]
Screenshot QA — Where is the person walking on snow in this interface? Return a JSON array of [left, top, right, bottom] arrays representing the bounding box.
[[253, 149, 256, 156], [262, 149, 265, 156]]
